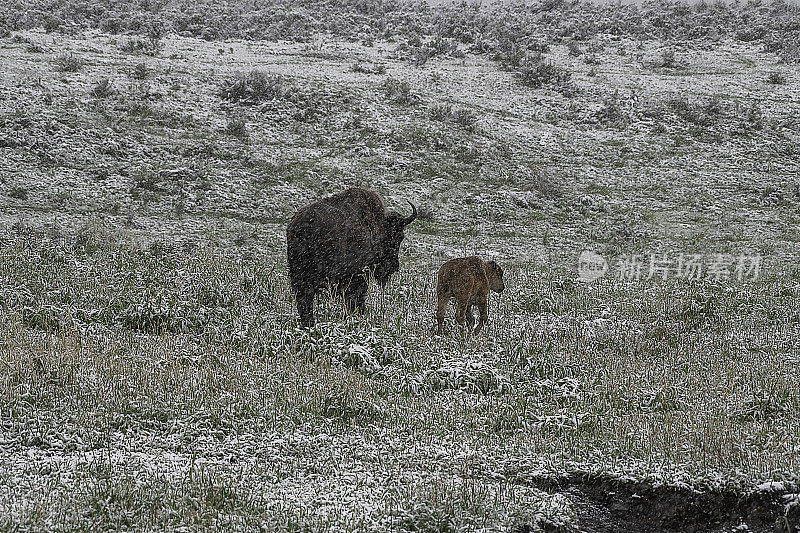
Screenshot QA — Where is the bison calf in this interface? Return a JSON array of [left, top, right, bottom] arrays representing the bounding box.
[[436, 256, 505, 335]]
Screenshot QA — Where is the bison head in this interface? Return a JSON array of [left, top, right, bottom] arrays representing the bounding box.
[[374, 201, 417, 286]]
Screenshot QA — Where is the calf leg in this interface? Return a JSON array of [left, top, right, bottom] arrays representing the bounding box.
[[465, 305, 475, 331], [474, 296, 488, 335], [455, 298, 469, 332], [436, 292, 448, 335]]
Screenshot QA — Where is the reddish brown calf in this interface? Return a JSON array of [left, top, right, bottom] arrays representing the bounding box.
[[435, 256, 505, 335]]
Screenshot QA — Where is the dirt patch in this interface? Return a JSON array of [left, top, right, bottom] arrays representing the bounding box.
[[528, 474, 798, 533]]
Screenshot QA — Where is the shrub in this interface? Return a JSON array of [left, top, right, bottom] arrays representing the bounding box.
[[451, 107, 478, 129], [131, 62, 149, 80], [91, 78, 115, 98], [120, 36, 163, 56], [518, 54, 571, 89], [383, 77, 419, 105], [225, 117, 249, 140], [54, 53, 82, 72], [428, 103, 452, 121], [9, 186, 28, 200], [767, 71, 786, 85], [219, 70, 285, 104]]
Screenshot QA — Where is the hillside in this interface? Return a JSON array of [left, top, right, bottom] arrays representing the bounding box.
[[1, 2, 800, 531]]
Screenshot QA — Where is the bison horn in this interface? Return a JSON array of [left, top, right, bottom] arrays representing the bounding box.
[[403, 201, 417, 226]]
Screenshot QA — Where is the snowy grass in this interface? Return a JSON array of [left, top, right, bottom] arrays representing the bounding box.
[[0, 25, 799, 531], [0, 227, 798, 529]]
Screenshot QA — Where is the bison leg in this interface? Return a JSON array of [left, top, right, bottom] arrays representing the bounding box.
[[343, 276, 368, 315], [474, 296, 488, 335], [295, 291, 315, 327]]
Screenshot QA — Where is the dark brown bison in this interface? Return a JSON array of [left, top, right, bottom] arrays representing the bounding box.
[[435, 256, 505, 335], [287, 187, 417, 326]]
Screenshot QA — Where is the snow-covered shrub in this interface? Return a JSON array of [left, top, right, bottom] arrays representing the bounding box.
[[418, 359, 510, 395], [451, 107, 478, 130], [119, 36, 163, 56], [219, 70, 286, 104], [383, 76, 420, 106], [224, 117, 248, 141], [53, 53, 82, 72], [428, 103, 452, 122], [518, 54, 571, 90], [90, 78, 115, 98]]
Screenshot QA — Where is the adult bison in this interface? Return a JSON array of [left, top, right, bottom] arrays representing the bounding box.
[[286, 187, 417, 327]]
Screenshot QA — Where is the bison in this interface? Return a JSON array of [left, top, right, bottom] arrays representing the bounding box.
[[435, 256, 505, 335], [287, 187, 417, 327]]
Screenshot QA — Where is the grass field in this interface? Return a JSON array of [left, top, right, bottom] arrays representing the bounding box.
[[1, 2, 800, 530]]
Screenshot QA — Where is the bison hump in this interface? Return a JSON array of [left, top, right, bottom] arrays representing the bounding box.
[[321, 188, 385, 223]]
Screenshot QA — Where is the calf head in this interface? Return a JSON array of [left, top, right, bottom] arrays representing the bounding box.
[[486, 260, 505, 293]]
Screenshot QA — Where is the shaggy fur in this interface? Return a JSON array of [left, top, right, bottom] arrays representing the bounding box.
[[287, 187, 416, 327]]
